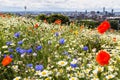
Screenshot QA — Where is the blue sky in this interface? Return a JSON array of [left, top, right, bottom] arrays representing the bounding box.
[[0, 0, 120, 12]]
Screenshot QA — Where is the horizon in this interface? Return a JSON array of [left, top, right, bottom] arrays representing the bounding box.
[[0, 0, 120, 12], [1, 10, 120, 13]]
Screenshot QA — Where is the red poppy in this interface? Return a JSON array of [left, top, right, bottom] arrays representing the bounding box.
[[97, 20, 110, 34], [80, 25, 84, 31], [96, 50, 110, 66], [44, 19, 47, 23], [113, 37, 116, 42], [2, 56, 12, 66], [54, 19, 61, 25], [34, 23, 39, 28]]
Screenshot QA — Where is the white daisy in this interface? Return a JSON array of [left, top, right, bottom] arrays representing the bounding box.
[[10, 43, 15, 46], [71, 59, 78, 64], [33, 52, 37, 56], [91, 78, 99, 80], [12, 65, 18, 71], [13, 76, 21, 80], [69, 77, 78, 80], [2, 45, 8, 49], [108, 66, 114, 72], [106, 74, 115, 79], [39, 70, 51, 77], [97, 67, 104, 72], [57, 61, 68, 66]]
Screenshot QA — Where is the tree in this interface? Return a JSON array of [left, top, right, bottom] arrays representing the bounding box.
[[36, 14, 47, 21], [47, 14, 69, 24], [109, 20, 119, 30]]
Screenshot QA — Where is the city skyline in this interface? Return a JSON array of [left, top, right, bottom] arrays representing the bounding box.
[[0, 0, 120, 12]]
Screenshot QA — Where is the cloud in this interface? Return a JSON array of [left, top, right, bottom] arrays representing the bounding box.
[[0, 0, 120, 11]]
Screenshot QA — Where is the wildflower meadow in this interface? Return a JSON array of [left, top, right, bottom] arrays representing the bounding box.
[[0, 15, 120, 80]]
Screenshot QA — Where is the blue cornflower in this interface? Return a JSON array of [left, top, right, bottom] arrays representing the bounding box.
[[27, 48, 33, 54], [27, 64, 33, 68], [3, 54, 6, 58], [36, 46, 42, 51], [18, 41, 23, 45], [55, 32, 59, 36], [3, 54, 13, 58], [19, 49, 26, 54], [70, 64, 77, 68], [63, 51, 69, 55], [16, 47, 21, 50], [14, 32, 20, 38], [6, 41, 12, 46], [83, 46, 88, 51], [8, 48, 14, 52], [16, 47, 26, 54], [35, 65, 44, 71], [10, 54, 13, 58], [16, 47, 21, 53], [59, 38, 65, 44]]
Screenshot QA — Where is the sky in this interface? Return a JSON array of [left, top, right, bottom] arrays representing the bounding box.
[[0, 0, 120, 12]]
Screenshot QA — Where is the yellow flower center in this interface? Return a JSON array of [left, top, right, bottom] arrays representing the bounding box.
[[108, 75, 112, 79], [71, 78, 75, 80], [45, 78, 50, 80], [59, 69, 63, 73], [61, 61, 65, 65], [15, 78, 19, 80], [42, 71, 47, 75], [98, 68, 102, 72]]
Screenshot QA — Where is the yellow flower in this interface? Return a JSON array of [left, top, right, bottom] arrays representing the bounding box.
[[41, 71, 47, 76], [59, 69, 63, 73], [74, 30, 78, 35], [77, 71, 81, 76], [70, 74, 73, 77]]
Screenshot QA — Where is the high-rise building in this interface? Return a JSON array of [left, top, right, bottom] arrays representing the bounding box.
[[111, 9, 114, 14], [103, 7, 105, 13], [24, 6, 27, 15], [85, 10, 87, 14]]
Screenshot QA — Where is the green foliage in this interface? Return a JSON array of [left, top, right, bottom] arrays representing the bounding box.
[[0, 66, 15, 80], [47, 14, 69, 24], [109, 20, 119, 30], [0, 16, 120, 80], [0, 31, 5, 51], [36, 14, 69, 24], [36, 14, 47, 21], [77, 20, 100, 28]]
